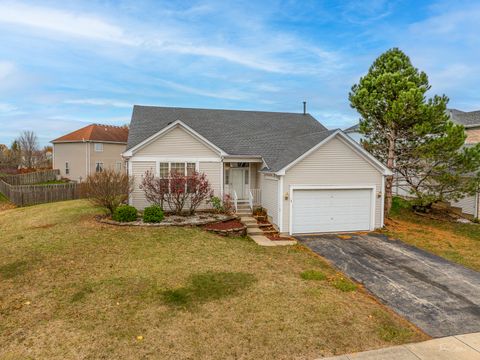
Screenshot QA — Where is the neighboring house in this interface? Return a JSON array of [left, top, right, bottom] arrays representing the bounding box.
[[123, 105, 392, 235], [344, 108, 480, 218], [52, 124, 129, 182], [344, 123, 362, 143]]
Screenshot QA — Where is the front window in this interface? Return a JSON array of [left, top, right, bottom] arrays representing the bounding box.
[[115, 161, 122, 172], [171, 162, 185, 176], [158, 162, 197, 193], [94, 143, 103, 152], [65, 162, 69, 175], [95, 162, 104, 173]]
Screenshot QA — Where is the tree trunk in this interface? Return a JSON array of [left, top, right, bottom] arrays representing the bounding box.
[[384, 134, 396, 218]]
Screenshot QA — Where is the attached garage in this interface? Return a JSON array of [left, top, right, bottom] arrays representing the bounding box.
[[290, 187, 375, 234]]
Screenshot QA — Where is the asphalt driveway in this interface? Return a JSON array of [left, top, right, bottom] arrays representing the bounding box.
[[296, 233, 480, 338]]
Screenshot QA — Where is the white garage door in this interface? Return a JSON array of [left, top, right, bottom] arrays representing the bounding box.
[[292, 188, 373, 234]]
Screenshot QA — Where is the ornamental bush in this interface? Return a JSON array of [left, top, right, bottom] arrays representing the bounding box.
[[112, 205, 138, 222], [143, 205, 164, 223]]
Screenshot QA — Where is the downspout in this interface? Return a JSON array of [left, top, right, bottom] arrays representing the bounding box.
[[220, 156, 224, 198]]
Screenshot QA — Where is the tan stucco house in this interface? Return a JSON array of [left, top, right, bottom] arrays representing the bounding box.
[[123, 105, 391, 235], [52, 124, 129, 182]]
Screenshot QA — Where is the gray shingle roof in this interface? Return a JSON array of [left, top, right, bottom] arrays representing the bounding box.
[[448, 109, 480, 127], [344, 123, 360, 132], [127, 105, 333, 172]]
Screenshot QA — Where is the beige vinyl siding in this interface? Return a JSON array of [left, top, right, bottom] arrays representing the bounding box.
[[282, 136, 383, 232], [130, 160, 221, 211], [198, 162, 222, 208], [53, 142, 87, 182], [131, 161, 156, 209], [261, 175, 279, 227], [452, 195, 477, 216], [135, 126, 219, 157], [89, 143, 126, 175]]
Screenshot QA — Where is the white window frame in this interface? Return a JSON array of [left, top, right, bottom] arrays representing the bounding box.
[[156, 161, 199, 193], [115, 161, 122, 172], [95, 162, 104, 173], [94, 143, 104, 152]]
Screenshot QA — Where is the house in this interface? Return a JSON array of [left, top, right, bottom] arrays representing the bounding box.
[[52, 124, 129, 182], [123, 105, 392, 235], [345, 108, 480, 144], [344, 108, 480, 218]]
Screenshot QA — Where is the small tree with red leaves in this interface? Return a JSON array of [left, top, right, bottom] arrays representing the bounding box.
[[187, 171, 214, 214], [139, 170, 168, 209], [143, 169, 212, 215]]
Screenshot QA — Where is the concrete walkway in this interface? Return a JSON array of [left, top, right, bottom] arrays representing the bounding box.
[[321, 332, 480, 359], [240, 216, 296, 246]]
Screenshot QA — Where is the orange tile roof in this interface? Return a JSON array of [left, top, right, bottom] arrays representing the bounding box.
[[52, 124, 129, 143]]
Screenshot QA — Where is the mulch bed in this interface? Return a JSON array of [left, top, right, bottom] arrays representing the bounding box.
[[204, 220, 244, 230]]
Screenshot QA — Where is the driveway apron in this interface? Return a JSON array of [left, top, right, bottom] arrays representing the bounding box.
[[297, 233, 480, 337]]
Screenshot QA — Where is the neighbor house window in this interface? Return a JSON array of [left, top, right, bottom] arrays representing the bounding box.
[[115, 161, 122, 172], [95, 162, 104, 173], [94, 143, 104, 152], [65, 162, 69, 175]]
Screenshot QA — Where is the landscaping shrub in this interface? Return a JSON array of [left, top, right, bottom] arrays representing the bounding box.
[[390, 196, 412, 216], [253, 207, 267, 217], [112, 205, 138, 222], [84, 169, 133, 214], [143, 205, 164, 223], [300, 270, 326, 281], [209, 194, 234, 215], [209, 196, 223, 213]]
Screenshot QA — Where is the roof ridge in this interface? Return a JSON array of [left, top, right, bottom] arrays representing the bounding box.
[[133, 104, 309, 116]]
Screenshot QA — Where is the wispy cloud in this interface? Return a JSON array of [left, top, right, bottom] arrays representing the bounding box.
[[0, 2, 340, 74], [158, 79, 250, 101], [64, 98, 132, 108], [0, 2, 136, 45], [0, 103, 17, 113]]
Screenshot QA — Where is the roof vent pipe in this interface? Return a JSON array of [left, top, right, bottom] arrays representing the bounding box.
[[303, 101, 306, 115]]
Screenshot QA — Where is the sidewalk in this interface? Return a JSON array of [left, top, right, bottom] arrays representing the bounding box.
[[320, 332, 480, 360]]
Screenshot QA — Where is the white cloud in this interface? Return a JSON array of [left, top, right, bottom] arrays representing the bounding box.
[[0, 61, 15, 80], [0, 2, 136, 45], [0, 2, 340, 74], [0, 102, 17, 113], [158, 79, 249, 101], [64, 98, 132, 108]]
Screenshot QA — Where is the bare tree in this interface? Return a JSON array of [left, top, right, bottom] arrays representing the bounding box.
[[84, 169, 134, 214], [17, 131, 39, 169]]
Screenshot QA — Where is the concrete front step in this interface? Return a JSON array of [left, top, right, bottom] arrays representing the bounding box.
[[236, 212, 252, 216], [246, 228, 264, 235]]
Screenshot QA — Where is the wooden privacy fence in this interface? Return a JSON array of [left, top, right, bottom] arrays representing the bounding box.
[[1, 169, 60, 185], [0, 169, 85, 206], [0, 181, 84, 206]]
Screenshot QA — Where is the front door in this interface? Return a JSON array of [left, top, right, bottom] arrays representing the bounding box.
[[231, 168, 245, 199]]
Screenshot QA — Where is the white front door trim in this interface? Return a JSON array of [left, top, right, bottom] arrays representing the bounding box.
[[288, 184, 376, 235]]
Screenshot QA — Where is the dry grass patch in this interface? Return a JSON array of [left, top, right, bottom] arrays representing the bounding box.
[[0, 200, 427, 359], [385, 210, 480, 271]]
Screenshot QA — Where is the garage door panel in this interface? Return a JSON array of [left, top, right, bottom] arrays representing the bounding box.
[[292, 188, 372, 233]]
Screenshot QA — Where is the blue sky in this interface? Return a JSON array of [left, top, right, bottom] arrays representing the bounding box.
[[0, 0, 479, 146]]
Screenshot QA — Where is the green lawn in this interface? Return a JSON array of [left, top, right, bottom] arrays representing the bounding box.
[[0, 200, 426, 359], [384, 198, 480, 271]]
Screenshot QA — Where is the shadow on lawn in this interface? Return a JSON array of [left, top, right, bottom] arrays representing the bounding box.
[[162, 271, 256, 309]]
